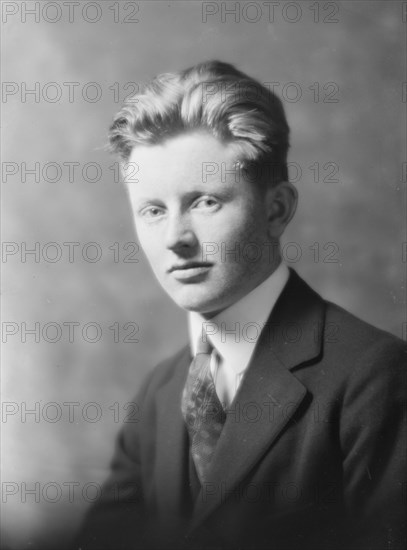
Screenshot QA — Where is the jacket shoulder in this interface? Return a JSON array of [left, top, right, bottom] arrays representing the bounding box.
[[325, 300, 406, 352], [321, 300, 406, 391]]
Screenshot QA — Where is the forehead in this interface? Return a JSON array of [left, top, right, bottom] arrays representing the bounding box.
[[127, 130, 243, 183]]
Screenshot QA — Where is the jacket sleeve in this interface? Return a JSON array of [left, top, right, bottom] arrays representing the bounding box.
[[340, 338, 407, 550], [73, 371, 155, 550]]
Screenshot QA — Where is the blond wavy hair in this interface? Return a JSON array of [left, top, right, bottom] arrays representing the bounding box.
[[109, 60, 290, 185]]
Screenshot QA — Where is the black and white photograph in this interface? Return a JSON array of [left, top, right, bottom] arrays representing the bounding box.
[[2, 1, 406, 549]]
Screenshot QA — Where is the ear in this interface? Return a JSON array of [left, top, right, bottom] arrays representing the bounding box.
[[264, 181, 298, 238]]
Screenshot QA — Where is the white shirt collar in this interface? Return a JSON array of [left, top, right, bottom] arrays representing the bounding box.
[[189, 262, 289, 376]]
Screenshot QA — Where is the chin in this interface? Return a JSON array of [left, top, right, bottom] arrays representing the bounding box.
[[174, 299, 213, 313], [169, 290, 220, 314], [175, 294, 231, 317], [160, 278, 235, 314]]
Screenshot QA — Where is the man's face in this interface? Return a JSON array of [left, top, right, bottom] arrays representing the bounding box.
[[127, 131, 279, 317]]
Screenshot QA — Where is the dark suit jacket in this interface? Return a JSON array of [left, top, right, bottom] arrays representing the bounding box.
[[76, 270, 406, 550]]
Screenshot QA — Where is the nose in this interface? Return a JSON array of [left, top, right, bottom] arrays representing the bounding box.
[[165, 212, 197, 252]]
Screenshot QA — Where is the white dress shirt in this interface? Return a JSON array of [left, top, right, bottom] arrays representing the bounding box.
[[189, 262, 289, 407]]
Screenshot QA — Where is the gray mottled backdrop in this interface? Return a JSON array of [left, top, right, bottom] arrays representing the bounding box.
[[2, 1, 406, 548]]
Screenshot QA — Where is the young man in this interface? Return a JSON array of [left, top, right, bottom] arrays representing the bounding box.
[[76, 61, 406, 550]]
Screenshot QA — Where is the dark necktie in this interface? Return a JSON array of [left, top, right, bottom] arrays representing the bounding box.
[[181, 337, 226, 485]]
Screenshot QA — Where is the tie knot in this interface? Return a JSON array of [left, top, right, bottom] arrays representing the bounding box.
[[196, 334, 213, 356]]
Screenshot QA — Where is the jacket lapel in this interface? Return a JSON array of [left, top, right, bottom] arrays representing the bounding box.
[[189, 269, 326, 530], [154, 347, 191, 517]]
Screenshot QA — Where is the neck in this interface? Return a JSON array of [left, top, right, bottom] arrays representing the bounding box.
[[200, 254, 283, 320]]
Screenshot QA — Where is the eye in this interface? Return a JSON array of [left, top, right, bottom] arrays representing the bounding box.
[[140, 205, 165, 219], [193, 197, 219, 210]]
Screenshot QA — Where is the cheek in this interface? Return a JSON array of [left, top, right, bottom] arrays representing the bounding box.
[[215, 208, 267, 246], [208, 209, 270, 272]]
